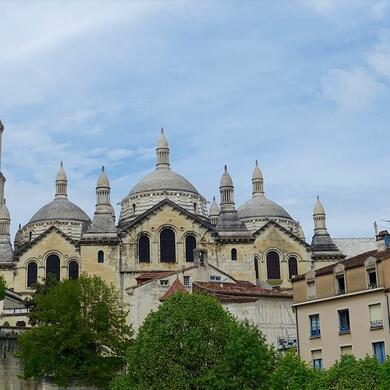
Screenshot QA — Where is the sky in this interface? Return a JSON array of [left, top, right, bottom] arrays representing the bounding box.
[[1, 0, 390, 239]]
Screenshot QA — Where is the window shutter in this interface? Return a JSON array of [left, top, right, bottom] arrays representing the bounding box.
[[369, 304, 382, 321]]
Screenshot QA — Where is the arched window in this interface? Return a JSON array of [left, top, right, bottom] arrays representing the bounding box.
[[68, 261, 79, 280], [46, 254, 60, 281], [254, 256, 260, 280], [139, 235, 150, 262], [231, 248, 237, 261], [29, 231, 32, 241], [185, 235, 196, 262], [266, 251, 280, 280], [98, 250, 104, 263], [193, 203, 197, 213], [288, 256, 298, 279], [27, 262, 38, 288], [160, 228, 176, 263], [132, 203, 136, 215]]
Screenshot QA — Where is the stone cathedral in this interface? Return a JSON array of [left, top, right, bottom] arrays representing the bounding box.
[[0, 121, 351, 302]]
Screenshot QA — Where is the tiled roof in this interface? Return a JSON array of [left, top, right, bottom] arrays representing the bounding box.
[[193, 281, 292, 301], [160, 278, 187, 301], [293, 248, 390, 281], [135, 271, 176, 285]]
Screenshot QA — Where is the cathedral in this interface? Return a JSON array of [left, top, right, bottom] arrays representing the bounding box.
[[0, 121, 362, 304]]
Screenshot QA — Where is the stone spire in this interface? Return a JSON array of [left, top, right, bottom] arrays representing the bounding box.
[[86, 166, 116, 234], [313, 195, 327, 235], [219, 165, 235, 212], [209, 196, 220, 225], [252, 160, 264, 195], [55, 161, 68, 198], [0, 121, 13, 263], [156, 128, 170, 169]]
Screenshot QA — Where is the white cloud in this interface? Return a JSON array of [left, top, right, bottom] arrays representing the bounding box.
[[321, 67, 384, 110], [367, 30, 390, 79]]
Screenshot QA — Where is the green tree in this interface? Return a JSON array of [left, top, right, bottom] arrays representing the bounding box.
[[379, 356, 390, 390], [325, 354, 380, 390], [0, 275, 7, 300], [17, 274, 132, 389], [111, 292, 275, 390], [270, 349, 325, 390]]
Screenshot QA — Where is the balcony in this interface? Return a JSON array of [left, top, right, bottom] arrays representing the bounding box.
[[277, 336, 297, 350], [339, 325, 350, 334], [370, 320, 383, 330], [310, 329, 321, 338]]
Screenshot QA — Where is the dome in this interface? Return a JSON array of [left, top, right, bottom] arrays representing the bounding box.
[[0, 203, 10, 220], [129, 168, 199, 196], [29, 198, 91, 224], [238, 194, 292, 220]]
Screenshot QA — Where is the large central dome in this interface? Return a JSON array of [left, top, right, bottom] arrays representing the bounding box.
[[118, 129, 208, 226], [129, 168, 199, 196], [238, 195, 292, 220]]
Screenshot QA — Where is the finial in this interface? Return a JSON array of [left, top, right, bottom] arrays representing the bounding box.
[[255, 159, 258, 166], [18, 223, 21, 230], [4, 198, 6, 205], [317, 195, 319, 201], [0, 120, 4, 132], [213, 195, 216, 201], [161, 127, 164, 134], [224, 165, 227, 171], [102, 165, 105, 172], [60, 161, 63, 168]]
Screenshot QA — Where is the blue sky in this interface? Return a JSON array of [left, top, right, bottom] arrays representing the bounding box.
[[1, 0, 390, 238]]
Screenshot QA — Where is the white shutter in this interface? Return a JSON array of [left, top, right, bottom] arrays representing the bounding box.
[[311, 350, 322, 360], [369, 304, 382, 321]]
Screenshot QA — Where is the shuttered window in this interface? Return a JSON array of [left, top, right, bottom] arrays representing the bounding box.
[[266, 251, 280, 280]]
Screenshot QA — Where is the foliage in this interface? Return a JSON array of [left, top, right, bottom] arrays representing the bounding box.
[[17, 274, 132, 389], [271, 349, 325, 390], [324, 354, 380, 390], [111, 292, 275, 390], [0, 275, 7, 300], [379, 356, 390, 390]]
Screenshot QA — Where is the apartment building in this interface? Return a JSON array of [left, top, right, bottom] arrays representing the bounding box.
[[292, 232, 390, 368]]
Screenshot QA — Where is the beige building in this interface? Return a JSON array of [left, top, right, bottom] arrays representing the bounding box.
[[128, 249, 296, 348], [292, 234, 390, 368], [0, 119, 373, 331]]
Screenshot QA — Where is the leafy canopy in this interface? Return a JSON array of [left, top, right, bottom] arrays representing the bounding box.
[[111, 292, 275, 390], [17, 274, 132, 389]]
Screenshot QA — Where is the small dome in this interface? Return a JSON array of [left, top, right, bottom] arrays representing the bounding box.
[[313, 196, 325, 215], [220, 165, 233, 187], [56, 162, 67, 181], [97, 166, 110, 188], [129, 169, 199, 195], [238, 195, 292, 220], [0, 202, 10, 220], [209, 196, 220, 217], [29, 198, 90, 224], [157, 128, 169, 149], [252, 160, 263, 180]]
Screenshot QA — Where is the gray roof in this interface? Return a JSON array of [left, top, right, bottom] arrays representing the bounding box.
[[129, 168, 199, 196], [238, 194, 292, 220], [29, 198, 91, 224]]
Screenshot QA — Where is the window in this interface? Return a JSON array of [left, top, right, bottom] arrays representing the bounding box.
[[68, 261, 79, 280], [336, 275, 346, 294], [338, 309, 350, 334], [29, 231, 32, 241], [311, 350, 323, 369], [193, 203, 197, 213], [46, 254, 60, 281], [138, 235, 150, 262], [183, 276, 191, 287], [160, 279, 169, 287], [185, 235, 196, 262], [132, 203, 136, 215], [160, 228, 176, 263], [369, 303, 383, 329], [309, 314, 321, 337], [254, 256, 260, 280], [231, 248, 237, 261], [340, 345, 353, 356], [367, 268, 377, 288], [266, 251, 280, 280], [288, 256, 298, 279], [210, 275, 221, 282], [98, 250, 104, 263], [373, 342, 386, 364], [27, 262, 38, 288]]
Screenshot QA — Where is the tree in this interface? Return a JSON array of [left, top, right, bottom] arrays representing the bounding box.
[[0, 275, 7, 300], [270, 350, 325, 390], [379, 356, 390, 390], [17, 274, 132, 389], [111, 292, 275, 390], [325, 354, 380, 390]]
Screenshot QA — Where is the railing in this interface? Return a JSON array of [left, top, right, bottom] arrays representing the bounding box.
[[310, 329, 321, 337], [368, 283, 378, 289], [336, 289, 345, 295], [277, 336, 297, 350], [339, 325, 350, 334], [370, 320, 383, 329]]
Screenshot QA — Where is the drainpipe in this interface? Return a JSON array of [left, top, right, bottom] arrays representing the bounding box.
[[294, 306, 300, 356]]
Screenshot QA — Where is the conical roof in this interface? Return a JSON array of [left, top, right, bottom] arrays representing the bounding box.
[[209, 196, 220, 216], [97, 166, 110, 188], [313, 196, 325, 215], [220, 165, 233, 187]]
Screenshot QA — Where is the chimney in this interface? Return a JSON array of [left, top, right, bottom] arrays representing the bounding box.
[[194, 249, 208, 267]]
